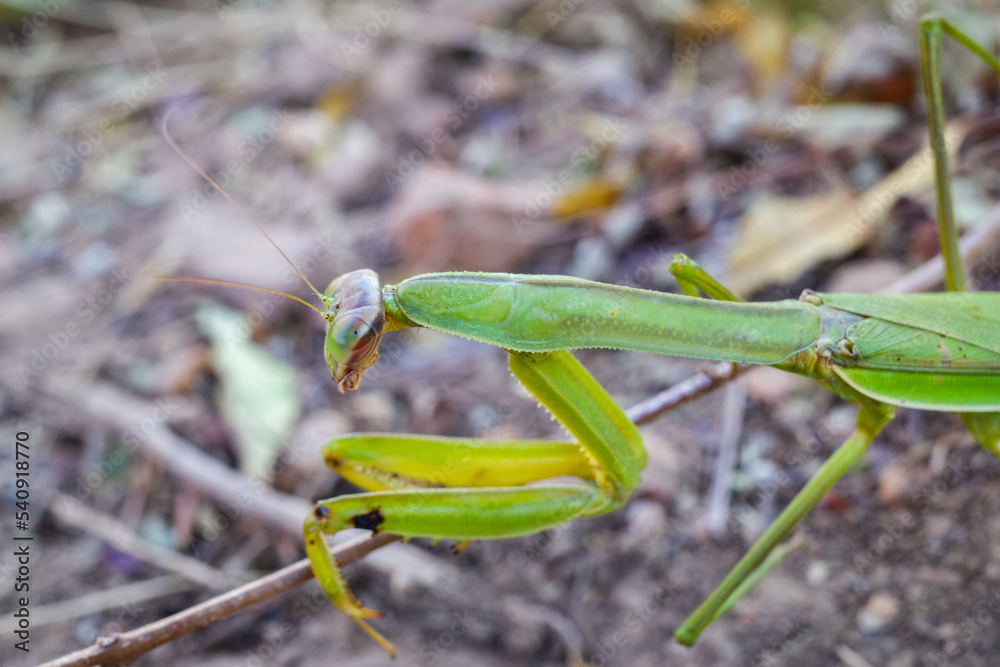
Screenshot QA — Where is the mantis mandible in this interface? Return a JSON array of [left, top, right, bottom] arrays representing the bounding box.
[[169, 13, 1000, 658]]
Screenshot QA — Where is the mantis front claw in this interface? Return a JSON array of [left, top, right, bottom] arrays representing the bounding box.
[[304, 506, 395, 656]]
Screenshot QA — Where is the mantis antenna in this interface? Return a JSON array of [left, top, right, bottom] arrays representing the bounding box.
[[151, 274, 327, 318], [161, 108, 329, 313]]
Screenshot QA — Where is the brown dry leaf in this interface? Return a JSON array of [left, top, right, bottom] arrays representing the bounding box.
[[825, 258, 907, 294], [726, 123, 963, 294], [385, 165, 564, 274], [742, 366, 813, 405], [195, 304, 301, 480], [821, 22, 915, 104], [679, 1, 750, 38], [732, 10, 790, 83]]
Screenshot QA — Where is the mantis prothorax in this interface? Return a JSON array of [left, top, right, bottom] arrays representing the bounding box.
[[171, 13, 1000, 658]]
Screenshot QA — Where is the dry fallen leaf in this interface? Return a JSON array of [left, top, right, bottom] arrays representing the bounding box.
[[727, 123, 964, 294], [551, 178, 625, 220], [385, 165, 565, 274], [196, 303, 301, 480]]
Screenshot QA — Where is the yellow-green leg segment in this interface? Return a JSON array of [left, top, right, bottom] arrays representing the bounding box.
[[305, 349, 646, 654]]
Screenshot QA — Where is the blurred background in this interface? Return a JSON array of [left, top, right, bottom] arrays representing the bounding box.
[[2, 0, 1000, 665]]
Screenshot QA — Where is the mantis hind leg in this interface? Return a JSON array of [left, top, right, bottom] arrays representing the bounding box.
[[666, 256, 902, 641], [919, 13, 1000, 459], [675, 400, 895, 644]]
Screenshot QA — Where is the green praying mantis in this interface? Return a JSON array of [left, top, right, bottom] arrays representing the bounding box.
[[168, 13, 1000, 659]]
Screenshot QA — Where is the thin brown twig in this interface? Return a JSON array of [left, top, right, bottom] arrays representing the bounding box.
[[0, 575, 194, 635], [49, 492, 236, 591], [626, 361, 746, 426], [36, 201, 1000, 666], [36, 532, 401, 667]]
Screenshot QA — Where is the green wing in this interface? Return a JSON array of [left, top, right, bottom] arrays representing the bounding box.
[[818, 292, 1000, 412], [840, 316, 1000, 372], [818, 292, 1000, 356], [833, 367, 1000, 412]]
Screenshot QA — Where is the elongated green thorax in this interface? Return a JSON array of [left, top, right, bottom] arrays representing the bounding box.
[[387, 273, 822, 365]]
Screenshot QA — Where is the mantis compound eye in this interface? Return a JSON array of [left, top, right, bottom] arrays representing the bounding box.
[[324, 269, 385, 392]]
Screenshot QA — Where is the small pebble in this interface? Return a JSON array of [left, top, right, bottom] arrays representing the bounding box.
[[877, 460, 912, 505], [856, 591, 900, 633], [806, 560, 829, 586], [625, 499, 668, 540]]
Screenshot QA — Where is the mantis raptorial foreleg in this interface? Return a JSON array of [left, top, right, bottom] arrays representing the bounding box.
[[325, 434, 595, 492], [919, 13, 1000, 456], [305, 349, 645, 654]]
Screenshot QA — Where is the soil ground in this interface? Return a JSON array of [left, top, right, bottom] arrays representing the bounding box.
[[2, 2, 1000, 666]]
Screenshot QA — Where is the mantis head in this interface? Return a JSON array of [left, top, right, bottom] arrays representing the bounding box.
[[162, 114, 388, 394], [324, 269, 386, 392]]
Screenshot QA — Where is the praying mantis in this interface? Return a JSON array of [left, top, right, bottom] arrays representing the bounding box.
[[296, 14, 1000, 655], [169, 12, 1000, 659]]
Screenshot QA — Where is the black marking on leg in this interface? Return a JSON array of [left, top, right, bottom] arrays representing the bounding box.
[[351, 508, 385, 532]]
